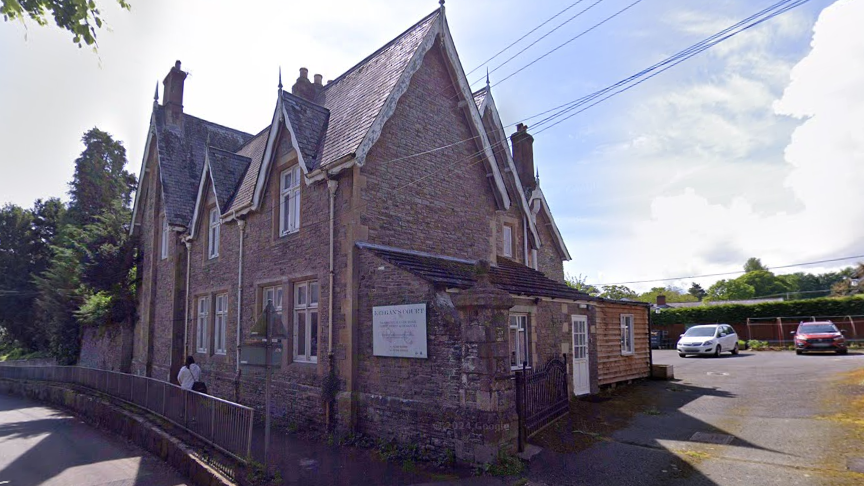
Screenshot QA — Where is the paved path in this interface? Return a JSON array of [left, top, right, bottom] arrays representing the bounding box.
[[516, 350, 864, 486], [0, 392, 188, 486]]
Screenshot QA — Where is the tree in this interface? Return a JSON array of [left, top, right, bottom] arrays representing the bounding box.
[[67, 128, 136, 225], [744, 257, 767, 273], [0, 204, 37, 348], [705, 279, 756, 301], [600, 285, 638, 300], [735, 270, 789, 298], [1, 0, 130, 48], [637, 286, 698, 304], [831, 263, 864, 297], [565, 274, 599, 296], [688, 282, 707, 301]]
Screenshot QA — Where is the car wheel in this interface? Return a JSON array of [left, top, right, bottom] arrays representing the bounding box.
[[731, 343, 739, 355], [795, 350, 803, 355], [714, 345, 722, 358], [679, 353, 687, 358]]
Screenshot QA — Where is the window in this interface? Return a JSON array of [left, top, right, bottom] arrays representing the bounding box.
[[208, 208, 220, 259], [294, 280, 319, 363], [262, 285, 283, 325], [502, 225, 513, 258], [509, 314, 529, 369], [621, 314, 635, 355], [214, 293, 228, 355], [279, 166, 302, 235], [196, 296, 210, 354], [161, 215, 169, 260]]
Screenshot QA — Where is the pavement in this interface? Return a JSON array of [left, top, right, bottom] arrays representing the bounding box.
[[511, 349, 864, 486], [0, 392, 188, 486]]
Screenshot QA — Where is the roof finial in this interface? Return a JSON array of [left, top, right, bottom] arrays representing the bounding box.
[[486, 67, 490, 89], [439, 0, 445, 6], [536, 166, 540, 184], [278, 66, 283, 90], [153, 81, 159, 103]]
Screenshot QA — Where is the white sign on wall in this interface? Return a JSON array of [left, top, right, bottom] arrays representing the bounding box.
[[372, 303, 428, 358]]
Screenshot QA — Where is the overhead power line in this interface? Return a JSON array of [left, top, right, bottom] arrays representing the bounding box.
[[464, 0, 589, 78], [591, 254, 864, 287]]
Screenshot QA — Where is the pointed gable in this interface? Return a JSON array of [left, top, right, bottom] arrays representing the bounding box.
[[150, 106, 253, 227], [314, 10, 439, 167], [281, 91, 330, 170], [207, 147, 251, 213]]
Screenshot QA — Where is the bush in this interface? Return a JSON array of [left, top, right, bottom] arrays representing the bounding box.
[[747, 340, 769, 351], [653, 296, 864, 327]]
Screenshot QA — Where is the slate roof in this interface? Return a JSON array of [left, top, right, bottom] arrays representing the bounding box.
[[229, 127, 270, 212], [153, 106, 253, 226], [207, 147, 251, 213], [357, 242, 593, 302], [281, 91, 330, 170], [313, 9, 439, 166], [472, 86, 488, 110]]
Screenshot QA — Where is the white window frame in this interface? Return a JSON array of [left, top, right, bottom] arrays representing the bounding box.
[[214, 293, 228, 355], [502, 225, 513, 258], [293, 280, 319, 363], [262, 285, 283, 326], [208, 208, 220, 259], [196, 296, 210, 354], [509, 313, 529, 369], [279, 166, 302, 235], [160, 214, 169, 260], [621, 314, 635, 355]]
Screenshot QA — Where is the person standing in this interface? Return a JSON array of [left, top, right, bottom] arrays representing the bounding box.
[[177, 356, 206, 393]]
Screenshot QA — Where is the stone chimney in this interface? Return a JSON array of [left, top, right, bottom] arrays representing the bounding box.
[[510, 123, 536, 192], [162, 60, 187, 125], [291, 68, 325, 101], [656, 295, 667, 307]]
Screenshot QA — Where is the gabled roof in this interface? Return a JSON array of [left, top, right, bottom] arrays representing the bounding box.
[[207, 147, 251, 213], [315, 10, 439, 167], [357, 242, 590, 302], [529, 187, 571, 261], [281, 91, 330, 170], [227, 128, 270, 213], [132, 106, 253, 230], [473, 86, 488, 111]]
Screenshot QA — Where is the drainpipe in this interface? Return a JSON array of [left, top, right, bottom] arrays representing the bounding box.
[[327, 178, 339, 354], [235, 216, 246, 374], [183, 239, 192, 359], [647, 304, 654, 378], [522, 215, 529, 266]]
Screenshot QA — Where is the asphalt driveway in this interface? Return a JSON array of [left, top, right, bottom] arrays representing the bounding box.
[[478, 349, 864, 486]]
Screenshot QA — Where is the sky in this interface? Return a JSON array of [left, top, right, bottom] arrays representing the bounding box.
[[1, 0, 861, 293]]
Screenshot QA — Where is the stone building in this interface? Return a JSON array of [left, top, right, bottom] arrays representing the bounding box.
[[119, 5, 650, 461]]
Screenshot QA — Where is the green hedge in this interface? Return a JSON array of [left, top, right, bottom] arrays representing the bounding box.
[[653, 296, 864, 326]]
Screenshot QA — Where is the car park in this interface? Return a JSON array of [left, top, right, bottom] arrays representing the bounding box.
[[677, 324, 739, 358], [791, 321, 847, 355]]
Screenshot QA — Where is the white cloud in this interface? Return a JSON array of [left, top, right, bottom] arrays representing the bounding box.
[[564, 0, 864, 291]]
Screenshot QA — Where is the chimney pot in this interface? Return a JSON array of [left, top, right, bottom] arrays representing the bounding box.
[[299, 67, 309, 79], [656, 295, 667, 306], [313, 74, 323, 85]]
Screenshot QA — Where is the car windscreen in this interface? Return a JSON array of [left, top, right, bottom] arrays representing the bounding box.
[[684, 327, 716, 337], [798, 324, 838, 334]]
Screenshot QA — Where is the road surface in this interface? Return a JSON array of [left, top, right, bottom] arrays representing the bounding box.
[[0, 392, 188, 486]]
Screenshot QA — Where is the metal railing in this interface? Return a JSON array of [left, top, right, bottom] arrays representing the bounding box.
[[0, 366, 254, 462]]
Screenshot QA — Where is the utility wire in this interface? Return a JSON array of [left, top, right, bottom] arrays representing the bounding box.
[[464, 0, 588, 77], [591, 254, 864, 287]]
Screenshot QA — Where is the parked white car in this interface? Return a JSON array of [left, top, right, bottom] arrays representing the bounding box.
[[677, 324, 739, 358]]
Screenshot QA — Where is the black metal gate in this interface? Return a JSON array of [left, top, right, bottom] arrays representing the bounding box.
[[515, 354, 569, 451]]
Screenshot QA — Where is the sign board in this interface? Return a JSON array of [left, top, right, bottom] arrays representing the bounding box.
[[373, 303, 427, 358], [239, 341, 283, 367]]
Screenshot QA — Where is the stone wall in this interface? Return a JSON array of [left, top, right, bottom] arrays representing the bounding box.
[[79, 323, 134, 373]]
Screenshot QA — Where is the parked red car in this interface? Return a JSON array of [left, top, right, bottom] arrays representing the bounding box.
[[791, 321, 847, 355]]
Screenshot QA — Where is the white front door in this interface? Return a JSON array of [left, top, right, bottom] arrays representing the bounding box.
[[571, 315, 590, 396]]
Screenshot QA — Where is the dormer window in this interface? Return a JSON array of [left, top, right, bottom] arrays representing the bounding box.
[[280, 166, 302, 235], [502, 224, 513, 258], [208, 208, 220, 259]]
